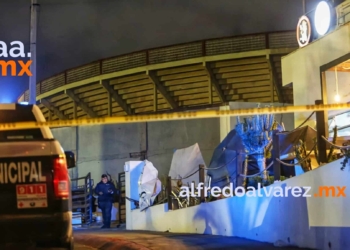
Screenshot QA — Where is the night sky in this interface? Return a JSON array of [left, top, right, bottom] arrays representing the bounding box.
[[0, 0, 319, 103]]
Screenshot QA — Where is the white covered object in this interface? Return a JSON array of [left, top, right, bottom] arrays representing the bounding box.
[[138, 160, 162, 211], [168, 143, 206, 186]]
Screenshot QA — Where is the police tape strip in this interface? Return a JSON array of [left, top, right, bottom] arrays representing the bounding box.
[[0, 103, 349, 131]]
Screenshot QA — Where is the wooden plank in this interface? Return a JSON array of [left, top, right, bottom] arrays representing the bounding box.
[[242, 91, 271, 99], [57, 103, 75, 113], [91, 104, 112, 112], [109, 73, 148, 85], [77, 111, 87, 118], [157, 103, 169, 110], [217, 68, 270, 79], [134, 106, 154, 113], [63, 106, 100, 116], [126, 95, 153, 104], [164, 75, 208, 86], [59, 102, 74, 111], [69, 109, 84, 117], [122, 89, 154, 99], [174, 92, 209, 101], [85, 94, 108, 107], [179, 98, 209, 106], [77, 88, 106, 99], [173, 86, 208, 96], [213, 63, 268, 74], [73, 83, 101, 94], [167, 81, 208, 92], [115, 84, 153, 95], [126, 94, 166, 104], [81, 93, 109, 103], [63, 103, 80, 119], [221, 80, 270, 90], [131, 101, 154, 109], [211, 57, 266, 68], [267, 58, 275, 102], [219, 74, 270, 84], [113, 110, 127, 116], [53, 96, 72, 107], [237, 86, 272, 94], [157, 64, 203, 76], [49, 93, 68, 103], [113, 78, 151, 89], [89, 100, 109, 108], [160, 70, 206, 81]]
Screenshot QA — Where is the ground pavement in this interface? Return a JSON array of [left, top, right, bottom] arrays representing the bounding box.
[[73, 224, 312, 250]]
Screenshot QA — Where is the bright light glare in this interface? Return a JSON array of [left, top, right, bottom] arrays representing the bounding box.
[[334, 94, 340, 102], [315, 1, 331, 36], [19, 102, 29, 105]]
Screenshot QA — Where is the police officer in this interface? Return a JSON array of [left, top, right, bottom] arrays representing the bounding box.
[[95, 174, 117, 228]]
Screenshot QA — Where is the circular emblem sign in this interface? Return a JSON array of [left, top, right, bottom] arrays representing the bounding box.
[[296, 15, 311, 47], [315, 1, 331, 36]]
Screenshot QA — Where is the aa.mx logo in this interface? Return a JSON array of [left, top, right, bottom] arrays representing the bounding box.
[[0, 41, 32, 76]]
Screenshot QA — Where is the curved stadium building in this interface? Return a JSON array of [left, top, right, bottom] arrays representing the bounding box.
[[18, 31, 297, 120]]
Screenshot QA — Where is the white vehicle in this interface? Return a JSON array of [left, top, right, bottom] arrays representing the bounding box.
[[0, 103, 75, 249]]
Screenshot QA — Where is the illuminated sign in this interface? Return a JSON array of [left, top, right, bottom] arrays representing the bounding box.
[[296, 15, 312, 47], [315, 1, 331, 36], [0, 41, 32, 77]]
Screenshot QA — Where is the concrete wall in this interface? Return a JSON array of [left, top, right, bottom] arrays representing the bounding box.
[[126, 159, 350, 250], [52, 118, 221, 184], [282, 22, 350, 127], [52, 102, 294, 185]]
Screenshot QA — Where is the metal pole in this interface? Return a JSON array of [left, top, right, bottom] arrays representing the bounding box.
[[302, 0, 306, 14], [29, 0, 39, 104], [315, 100, 327, 164]]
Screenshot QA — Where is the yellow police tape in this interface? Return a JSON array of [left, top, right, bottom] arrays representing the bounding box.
[[0, 103, 349, 131]]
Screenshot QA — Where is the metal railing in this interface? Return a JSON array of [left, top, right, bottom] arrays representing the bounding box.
[[71, 172, 94, 226], [19, 30, 297, 102]]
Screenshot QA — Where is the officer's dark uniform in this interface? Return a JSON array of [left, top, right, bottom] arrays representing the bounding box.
[[95, 174, 117, 228]]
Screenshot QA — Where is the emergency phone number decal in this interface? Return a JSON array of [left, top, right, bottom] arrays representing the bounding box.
[[16, 184, 47, 209]]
